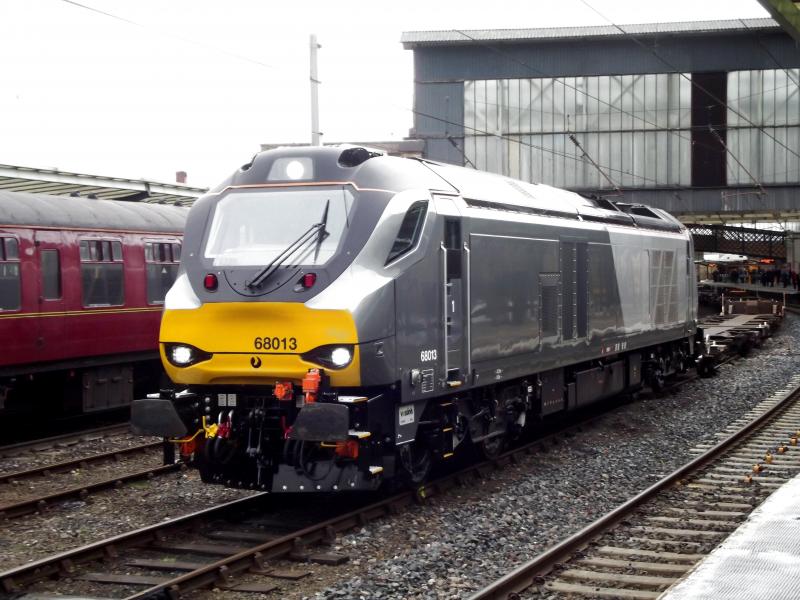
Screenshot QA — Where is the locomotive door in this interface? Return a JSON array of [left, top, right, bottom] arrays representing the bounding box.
[[435, 196, 468, 386], [33, 230, 65, 360]]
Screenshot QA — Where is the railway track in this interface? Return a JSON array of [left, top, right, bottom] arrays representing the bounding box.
[[0, 402, 631, 599], [0, 436, 175, 520], [469, 374, 800, 600], [0, 462, 181, 521], [0, 440, 163, 486], [0, 311, 786, 597], [0, 423, 133, 458]]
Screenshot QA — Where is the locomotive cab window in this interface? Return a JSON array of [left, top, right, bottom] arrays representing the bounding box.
[[145, 241, 181, 304], [79, 239, 124, 307], [204, 186, 354, 267], [0, 236, 21, 311], [386, 201, 428, 265]]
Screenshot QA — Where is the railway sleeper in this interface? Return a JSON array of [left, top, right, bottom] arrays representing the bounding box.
[[661, 507, 746, 518], [626, 526, 727, 539], [720, 457, 800, 467], [595, 546, 704, 563], [545, 580, 660, 599], [643, 515, 739, 529], [703, 470, 791, 481], [557, 568, 677, 589], [616, 536, 708, 550], [576, 557, 690, 575]]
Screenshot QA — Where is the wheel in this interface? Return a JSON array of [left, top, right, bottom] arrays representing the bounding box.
[[398, 439, 432, 486], [648, 363, 666, 392], [696, 357, 715, 378], [736, 338, 752, 357], [477, 433, 506, 460], [675, 352, 688, 374]]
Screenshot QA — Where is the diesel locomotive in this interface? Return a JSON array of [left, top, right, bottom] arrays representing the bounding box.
[[132, 146, 697, 492]]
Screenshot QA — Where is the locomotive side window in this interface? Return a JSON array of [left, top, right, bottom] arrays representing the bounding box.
[[386, 201, 427, 265], [0, 237, 21, 311], [79, 239, 124, 307], [40, 249, 62, 300], [145, 241, 181, 304]]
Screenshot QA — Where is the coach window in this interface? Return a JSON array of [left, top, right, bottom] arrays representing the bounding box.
[[0, 237, 21, 311], [79, 239, 124, 307], [145, 241, 180, 304], [40, 249, 62, 300]]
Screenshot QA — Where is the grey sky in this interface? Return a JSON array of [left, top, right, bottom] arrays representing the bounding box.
[[0, 0, 769, 188]]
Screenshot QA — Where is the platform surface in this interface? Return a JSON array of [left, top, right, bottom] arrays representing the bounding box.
[[660, 473, 800, 600], [699, 279, 800, 295]]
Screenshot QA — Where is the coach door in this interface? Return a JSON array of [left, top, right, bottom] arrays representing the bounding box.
[[435, 196, 468, 387], [34, 230, 66, 361]]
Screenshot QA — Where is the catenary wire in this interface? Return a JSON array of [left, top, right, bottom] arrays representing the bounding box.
[[58, 0, 285, 73], [58, 0, 780, 216], [578, 0, 800, 162], [407, 106, 676, 188], [54, 0, 678, 192], [575, 0, 786, 227], [451, 29, 719, 155]]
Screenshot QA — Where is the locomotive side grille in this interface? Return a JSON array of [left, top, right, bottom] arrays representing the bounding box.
[[560, 242, 577, 340], [540, 273, 561, 339], [576, 242, 589, 338]]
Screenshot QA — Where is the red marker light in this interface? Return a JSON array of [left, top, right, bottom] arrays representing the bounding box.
[[204, 273, 218, 291], [303, 273, 317, 289]]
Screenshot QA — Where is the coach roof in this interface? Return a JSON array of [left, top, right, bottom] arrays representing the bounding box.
[[0, 190, 187, 233]]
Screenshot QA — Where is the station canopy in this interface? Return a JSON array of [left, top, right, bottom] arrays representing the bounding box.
[[0, 163, 206, 205], [757, 0, 800, 42]]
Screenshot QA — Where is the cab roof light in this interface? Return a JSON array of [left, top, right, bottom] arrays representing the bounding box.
[[267, 157, 313, 181]]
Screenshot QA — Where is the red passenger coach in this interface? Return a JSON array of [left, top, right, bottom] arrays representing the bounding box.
[[0, 190, 187, 415]]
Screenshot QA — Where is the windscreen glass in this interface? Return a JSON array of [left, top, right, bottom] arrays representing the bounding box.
[[204, 186, 355, 267]]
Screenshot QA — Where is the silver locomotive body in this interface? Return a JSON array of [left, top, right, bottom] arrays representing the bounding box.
[[132, 146, 696, 491]]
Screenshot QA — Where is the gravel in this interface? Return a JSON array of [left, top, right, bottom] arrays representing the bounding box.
[[0, 468, 254, 570], [311, 314, 800, 600], [0, 430, 160, 476], [4, 316, 798, 600]]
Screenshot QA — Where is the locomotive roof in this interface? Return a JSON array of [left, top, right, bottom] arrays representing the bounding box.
[[0, 189, 187, 233], [208, 146, 683, 233]]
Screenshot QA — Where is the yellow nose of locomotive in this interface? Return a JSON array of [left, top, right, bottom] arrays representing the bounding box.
[[159, 302, 360, 387]]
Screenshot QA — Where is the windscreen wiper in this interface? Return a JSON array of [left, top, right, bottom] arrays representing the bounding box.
[[313, 200, 330, 263], [246, 200, 330, 289]]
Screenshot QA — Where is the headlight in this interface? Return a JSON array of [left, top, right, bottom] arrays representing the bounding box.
[[301, 344, 355, 370], [164, 343, 212, 367], [330, 347, 352, 367], [171, 345, 193, 365]]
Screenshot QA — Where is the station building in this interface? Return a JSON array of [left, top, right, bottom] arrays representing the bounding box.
[[401, 18, 800, 228]]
